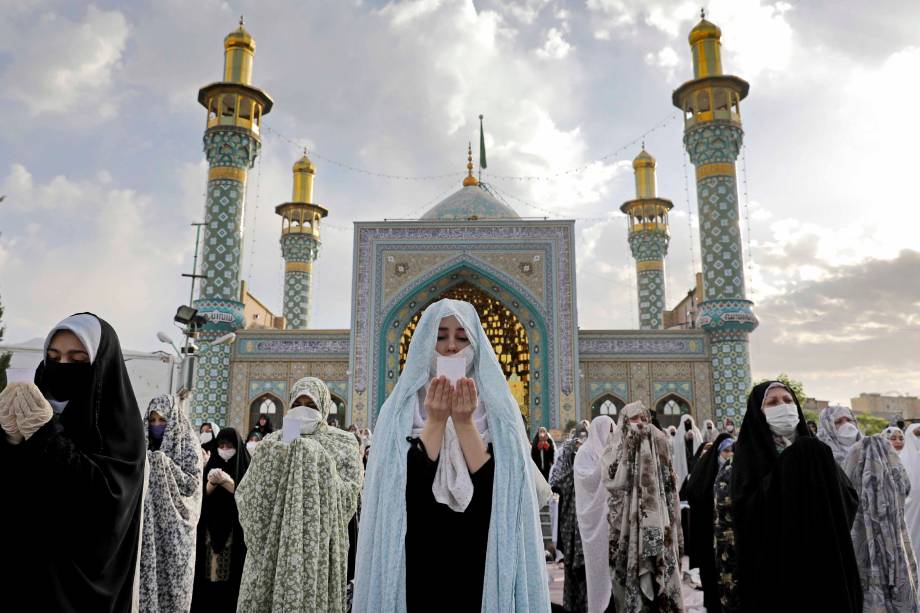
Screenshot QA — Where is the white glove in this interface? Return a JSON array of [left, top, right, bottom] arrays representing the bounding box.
[[2, 382, 53, 440], [0, 384, 21, 436]]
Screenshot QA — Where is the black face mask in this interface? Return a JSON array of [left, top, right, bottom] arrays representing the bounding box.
[[684, 420, 692, 432], [41, 360, 93, 403]]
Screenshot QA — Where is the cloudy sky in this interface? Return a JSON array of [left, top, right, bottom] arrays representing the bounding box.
[[1, 0, 917, 405]]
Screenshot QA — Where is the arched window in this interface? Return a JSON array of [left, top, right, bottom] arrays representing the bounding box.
[[249, 394, 283, 433], [655, 394, 691, 428], [591, 394, 625, 419]]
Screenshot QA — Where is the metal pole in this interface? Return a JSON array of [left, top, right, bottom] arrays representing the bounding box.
[[188, 222, 205, 306]]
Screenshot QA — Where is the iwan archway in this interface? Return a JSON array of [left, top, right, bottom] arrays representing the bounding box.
[[377, 265, 549, 432]]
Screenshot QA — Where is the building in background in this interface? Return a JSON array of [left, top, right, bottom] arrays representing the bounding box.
[[852, 393, 920, 421], [189, 16, 757, 435]]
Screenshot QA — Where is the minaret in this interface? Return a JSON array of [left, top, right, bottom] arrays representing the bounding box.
[[276, 154, 328, 329], [672, 13, 758, 421], [620, 149, 673, 329], [191, 19, 272, 423]]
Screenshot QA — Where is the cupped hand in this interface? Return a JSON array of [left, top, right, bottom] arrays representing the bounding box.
[[0, 384, 20, 436], [13, 383, 53, 440], [424, 376, 452, 424], [450, 378, 478, 424]]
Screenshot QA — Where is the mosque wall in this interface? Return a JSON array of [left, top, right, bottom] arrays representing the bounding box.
[[349, 220, 578, 431], [227, 329, 350, 432], [577, 330, 713, 425]]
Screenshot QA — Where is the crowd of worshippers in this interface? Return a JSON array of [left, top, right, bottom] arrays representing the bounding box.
[[1, 306, 919, 612]]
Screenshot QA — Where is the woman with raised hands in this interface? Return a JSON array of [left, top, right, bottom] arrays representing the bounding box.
[[235, 376, 363, 612], [139, 393, 203, 613], [607, 401, 684, 612], [191, 427, 250, 612], [353, 298, 550, 613], [0, 313, 145, 612]]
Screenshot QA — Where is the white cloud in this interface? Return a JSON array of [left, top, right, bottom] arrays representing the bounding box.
[[588, 0, 794, 78], [0, 162, 190, 351], [536, 27, 573, 59], [645, 46, 680, 69], [1, 6, 129, 118]]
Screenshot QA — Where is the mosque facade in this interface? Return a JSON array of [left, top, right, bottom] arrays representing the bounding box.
[[189, 17, 756, 437]]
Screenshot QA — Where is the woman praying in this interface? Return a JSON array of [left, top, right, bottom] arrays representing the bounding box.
[[191, 427, 250, 611], [531, 426, 556, 481], [139, 394, 203, 613], [0, 313, 146, 612], [353, 299, 550, 613], [236, 377, 363, 612], [607, 401, 684, 611]]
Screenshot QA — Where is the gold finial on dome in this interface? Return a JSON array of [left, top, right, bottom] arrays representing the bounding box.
[[223, 18, 256, 85], [463, 142, 479, 187], [292, 151, 316, 203], [688, 10, 723, 78], [633, 148, 657, 199]]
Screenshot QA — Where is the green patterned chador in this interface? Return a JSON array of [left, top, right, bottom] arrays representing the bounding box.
[[621, 150, 673, 330], [673, 16, 758, 421], [276, 155, 327, 329], [191, 21, 273, 424]]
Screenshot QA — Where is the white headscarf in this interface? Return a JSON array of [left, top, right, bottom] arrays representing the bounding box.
[[671, 414, 702, 484], [43, 313, 103, 364], [574, 415, 615, 613], [702, 419, 718, 443]]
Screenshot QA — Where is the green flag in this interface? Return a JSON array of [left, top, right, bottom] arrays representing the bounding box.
[[479, 114, 487, 170]]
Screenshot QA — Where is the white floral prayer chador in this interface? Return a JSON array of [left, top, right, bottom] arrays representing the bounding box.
[[139, 394, 203, 613], [235, 377, 363, 613]]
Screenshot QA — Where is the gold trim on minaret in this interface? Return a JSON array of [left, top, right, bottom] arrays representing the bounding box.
[[463, 143, 479, 186], [637, 260, 664, 272], [208, 166, 247, 182], [696, 162, 736, 180]]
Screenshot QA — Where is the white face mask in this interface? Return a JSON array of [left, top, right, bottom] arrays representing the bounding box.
[[245, 441, 258, 452], [288, 405, 323, 435], [837, 422, 860, 446], [726, 425, 735, 433], [200, 432, 213, 444], [217, 448, 236, 461], [764, 403, 800, 438]]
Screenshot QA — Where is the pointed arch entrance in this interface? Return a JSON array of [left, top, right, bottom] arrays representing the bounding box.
[[377, 264, 549, 432]]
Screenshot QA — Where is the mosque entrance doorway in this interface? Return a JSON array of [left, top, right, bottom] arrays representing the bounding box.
[[398, 282, 532, 425]]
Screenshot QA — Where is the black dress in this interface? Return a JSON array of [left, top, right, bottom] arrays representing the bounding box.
[[0, 315, 146, 613], [732, 381, 861, 613], [405, 438, 494, 613], [531, 436, 555, 481], [191, 428, 251, 613], [684, 433, 733, 613]]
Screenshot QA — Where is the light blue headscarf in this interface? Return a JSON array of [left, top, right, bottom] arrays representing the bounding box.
[[353, 299, 551, 613]]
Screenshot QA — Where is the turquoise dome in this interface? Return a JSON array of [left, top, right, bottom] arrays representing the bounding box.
[[421, 185, 519, 220]]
